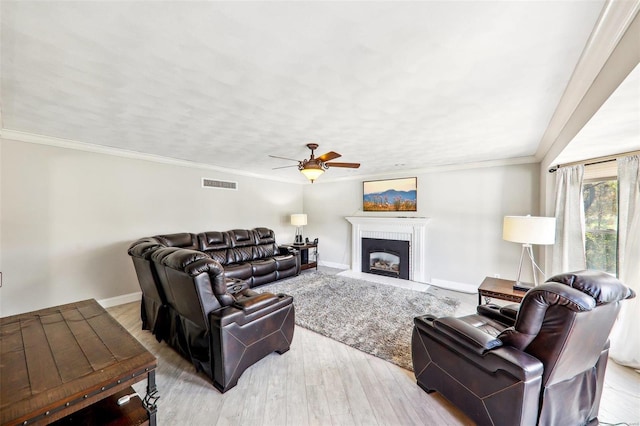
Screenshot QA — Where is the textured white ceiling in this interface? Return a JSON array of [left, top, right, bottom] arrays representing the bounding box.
[[2, 1, 623, 182]]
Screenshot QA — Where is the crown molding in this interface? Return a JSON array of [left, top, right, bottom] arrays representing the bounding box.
[[317, 156, 539, 184], [0, 129, 303, 184], [2, 128, 539, 185]]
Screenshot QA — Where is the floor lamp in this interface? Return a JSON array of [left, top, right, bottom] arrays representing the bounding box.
[[503, 215, 556, 291]]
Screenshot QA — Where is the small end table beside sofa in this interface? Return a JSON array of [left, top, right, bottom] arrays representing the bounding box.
[[128, 227, 297, 392]]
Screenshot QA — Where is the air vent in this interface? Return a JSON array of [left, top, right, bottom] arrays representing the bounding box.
[[202, 178, 238, 190]]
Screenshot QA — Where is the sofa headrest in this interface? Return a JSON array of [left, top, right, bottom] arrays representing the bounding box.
[[154, 232, 198, 249], [128, 238, 163, 259], [198, 231, 230, 251], [546, 269, 636, 304], [228, 229, 256, 247], [155, 248, 224, 277], [254, 228, 276, 245]]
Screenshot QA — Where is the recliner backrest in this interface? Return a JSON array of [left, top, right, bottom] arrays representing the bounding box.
[[197, 231, 230, 265], [127, 237, 167, 337], [154, 232, 198, 249], [253, 227, 278, 258], [498, 270, 635, 386], [227, 229, 257, 263]]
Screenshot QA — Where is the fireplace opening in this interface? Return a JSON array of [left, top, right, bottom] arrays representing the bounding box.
[[362, 238, 410, 280]]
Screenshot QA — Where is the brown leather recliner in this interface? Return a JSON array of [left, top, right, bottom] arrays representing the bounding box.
[[411, 270, 635, 426], [127, 237, 169, 342], [151, 247, 295, 392]]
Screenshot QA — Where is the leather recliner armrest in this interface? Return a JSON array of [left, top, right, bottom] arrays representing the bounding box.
[[278, 245, 299, 255], [433, 317, 503, 355], [211, 293, 294, 327], [477, 303, 519, 326], [414, 315, 544, 381], [233, 292, 280, 315], [500, 304, 520, 321]]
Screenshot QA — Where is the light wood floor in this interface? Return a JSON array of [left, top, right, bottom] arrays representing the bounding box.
[[108, 271, 640, 425]]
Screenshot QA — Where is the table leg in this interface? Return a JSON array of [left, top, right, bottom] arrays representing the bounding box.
[[143, 370, 159, 426]]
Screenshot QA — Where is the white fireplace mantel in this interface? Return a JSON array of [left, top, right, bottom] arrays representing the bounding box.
[[345, 216, 430, 283]]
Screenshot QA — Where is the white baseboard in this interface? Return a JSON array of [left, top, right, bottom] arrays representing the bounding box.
[[318, 260, 350, 270], [430, 278, 478, 294], [98, 291, 142, 308]]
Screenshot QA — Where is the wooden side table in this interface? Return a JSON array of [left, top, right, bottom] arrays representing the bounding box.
[[291, 242, 318, 271], [478, 276, 528, 305]]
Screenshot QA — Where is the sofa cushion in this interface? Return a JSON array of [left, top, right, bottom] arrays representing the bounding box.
[[198, 231, 230, 251], [252, 272, 278, 286], [207, 249, 228, 265], [251, 258, 277, 275], [228, 246, 254, 264], [274, 254, 296, 271], [228, 229, 256, 247], [254, 227, 276, 244], [253, 243, 277, 259], [154, 232, 198, 249], [224, 262, 253, 281]]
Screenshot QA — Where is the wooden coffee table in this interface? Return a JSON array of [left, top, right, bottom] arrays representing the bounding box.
[[0, 299, 158, 425], [478, 276, 528, 305]]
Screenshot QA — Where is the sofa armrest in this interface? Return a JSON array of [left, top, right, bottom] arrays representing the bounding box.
[[233, 292, 280, 314], [432, 317, 503, 355], [278, 245, 299, 255], [477, 303, 518, 326], [211, 293, 294, 326]]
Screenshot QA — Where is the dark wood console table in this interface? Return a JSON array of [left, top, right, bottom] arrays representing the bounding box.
[[0, 299, 158, 425]]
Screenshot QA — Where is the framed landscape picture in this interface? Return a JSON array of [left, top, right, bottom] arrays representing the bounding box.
[[363, 177, 417, 212]]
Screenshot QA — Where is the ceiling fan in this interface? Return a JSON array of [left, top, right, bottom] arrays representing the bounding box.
[[269, 143, 361, 183]]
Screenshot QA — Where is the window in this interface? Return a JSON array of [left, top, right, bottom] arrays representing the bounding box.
[[583, 162, 618, 275]]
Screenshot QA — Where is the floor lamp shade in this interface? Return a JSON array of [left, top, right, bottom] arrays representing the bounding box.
[[291, 214, 307, 244], [503, 216, 556, 245], [503, 215, 556, 289]]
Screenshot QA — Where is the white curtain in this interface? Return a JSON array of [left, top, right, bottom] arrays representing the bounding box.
[[552, 165, 586, 274], [610, 155, 640, 369]]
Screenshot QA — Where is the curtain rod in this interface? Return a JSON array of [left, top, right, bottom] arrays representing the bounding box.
[[548, 150, 640, 173]]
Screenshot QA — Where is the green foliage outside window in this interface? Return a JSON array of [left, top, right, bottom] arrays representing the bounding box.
[[583, 180, 618, 275]]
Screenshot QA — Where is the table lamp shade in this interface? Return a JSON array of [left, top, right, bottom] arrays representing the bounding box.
[[291, 214, 308, 226], [503, 216, 556, 245]]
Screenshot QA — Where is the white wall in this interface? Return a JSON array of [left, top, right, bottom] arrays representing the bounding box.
[[0, 139, 302, 316], [303, 162, 540, 290]]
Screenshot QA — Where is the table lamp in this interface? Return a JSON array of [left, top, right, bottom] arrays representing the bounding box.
[[503, 215, 556, 291], [291, 214, 307, 245]]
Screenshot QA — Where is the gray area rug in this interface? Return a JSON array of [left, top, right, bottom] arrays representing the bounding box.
[[259, 271, 460, 371]]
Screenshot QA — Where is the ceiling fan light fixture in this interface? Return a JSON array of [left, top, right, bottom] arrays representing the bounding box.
[[299, 163, 324, 183]]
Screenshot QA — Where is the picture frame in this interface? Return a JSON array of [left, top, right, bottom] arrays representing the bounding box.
[[363, 177, 417, 212]]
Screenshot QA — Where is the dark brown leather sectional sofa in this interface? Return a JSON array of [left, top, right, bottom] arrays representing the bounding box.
[[128, 227, 298, 392]]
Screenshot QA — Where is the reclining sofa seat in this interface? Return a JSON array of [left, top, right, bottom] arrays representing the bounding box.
[[128, 237, 168, 341], [199, 228, 299, 286], [411, 270, 635, 426], [151, 247, 295, 392]]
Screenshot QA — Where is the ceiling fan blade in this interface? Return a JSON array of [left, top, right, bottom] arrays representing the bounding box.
[[272, 164, 299, 170], [269, 154, 299, 162], [317, 151, 342, 162], [325, 162, 361, 168]]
